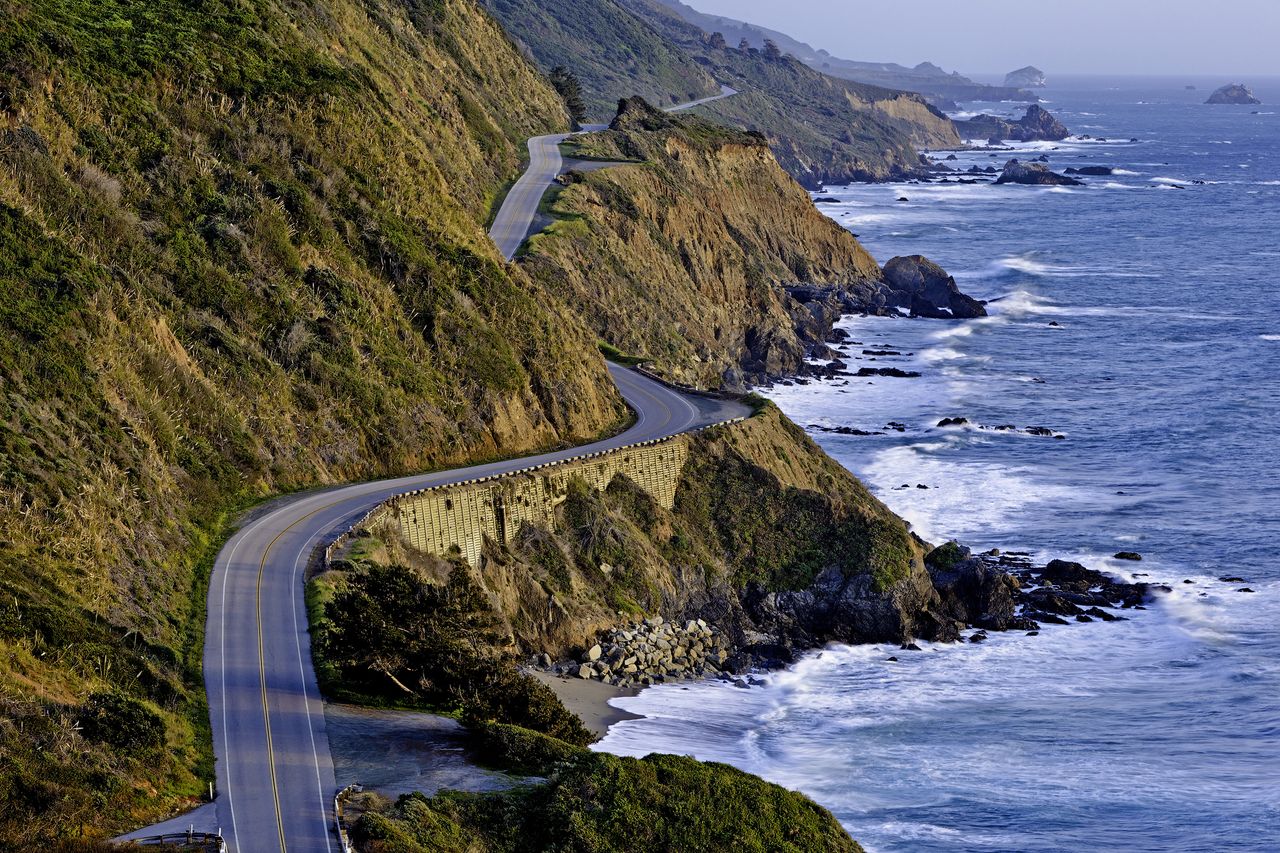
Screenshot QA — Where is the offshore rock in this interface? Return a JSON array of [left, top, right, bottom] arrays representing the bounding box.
[[995, 159, 1084, 186], [1005, 66, 1047, 88], [956, 105, 1069, 142], [882, 255, 988, 318], [1206, 83, 1261, 105]]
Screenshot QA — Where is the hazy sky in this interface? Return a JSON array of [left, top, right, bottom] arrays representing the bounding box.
[[685, 1, 1280, 77]]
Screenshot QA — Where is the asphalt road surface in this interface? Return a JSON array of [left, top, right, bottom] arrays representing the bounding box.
[[131, 84, 742, 852]]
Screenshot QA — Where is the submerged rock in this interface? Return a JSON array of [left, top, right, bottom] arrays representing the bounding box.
[[1206, 83, 1261, 105]]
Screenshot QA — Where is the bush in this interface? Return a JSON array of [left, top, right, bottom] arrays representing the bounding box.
[[468, 721, 588, 775], [318, 564, 591, 744], [77, 693, 165, 753]]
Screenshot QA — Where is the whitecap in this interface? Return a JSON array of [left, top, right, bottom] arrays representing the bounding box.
[[1261, 334, 1280, 341]]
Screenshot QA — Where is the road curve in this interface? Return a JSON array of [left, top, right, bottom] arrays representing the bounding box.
[[487, 84, 737, 261], [130, 84, 744, 852], [197, 365, 745, 852]]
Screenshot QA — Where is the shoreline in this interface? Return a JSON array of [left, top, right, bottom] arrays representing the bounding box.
[[530, 670, 644, 739]]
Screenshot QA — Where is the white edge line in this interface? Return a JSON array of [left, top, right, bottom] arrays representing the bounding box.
[[290, 534, 335, 852], [218, 532, 245, 851]]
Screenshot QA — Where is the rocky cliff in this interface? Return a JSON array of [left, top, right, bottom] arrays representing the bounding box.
[[521, 99, 881, 388]]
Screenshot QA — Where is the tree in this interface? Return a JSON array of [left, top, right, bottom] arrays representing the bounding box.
[[762, 39, 782, 61], [548, 65, 586, 128], [737, 37, 751, 51], [707, 31, 727, 50]]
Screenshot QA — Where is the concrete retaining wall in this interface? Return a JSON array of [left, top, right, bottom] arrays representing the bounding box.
[[344, 421, 741, 568]]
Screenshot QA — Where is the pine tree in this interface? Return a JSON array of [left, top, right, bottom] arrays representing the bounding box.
[[762, 39, 782, 61], [549, 65, 587, 128]]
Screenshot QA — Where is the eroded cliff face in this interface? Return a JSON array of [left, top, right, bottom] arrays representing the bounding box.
[[522, 101, 884, 388]]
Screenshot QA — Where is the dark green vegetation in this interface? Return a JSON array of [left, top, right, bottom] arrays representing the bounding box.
[[481, 0, 721, 121], [351, 723, 862, 852], [549, 66, 588, 127], [314, 562, 592, 745], [0, 0, 628, 845]]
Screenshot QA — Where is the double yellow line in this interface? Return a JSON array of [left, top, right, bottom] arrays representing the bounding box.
[[255, 501, 337, 853]]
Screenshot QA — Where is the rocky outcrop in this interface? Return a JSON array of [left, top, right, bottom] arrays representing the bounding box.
[[882, 255, 987, 319], [1206, 83, 1261, 105], [995, 159, 1084, 186], [1005, 66, 1047, 88], [955, 105, 1069, 142], [1065, 166, 1114, 176]]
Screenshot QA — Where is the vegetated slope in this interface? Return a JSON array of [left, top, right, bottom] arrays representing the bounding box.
[[619, 0, 959, 185], [649, 0, 1035, 106], [522, 99, 883, 388], [0, 0, 626, 845], [481, 0, 721, 122], [351, 723, 863, 852]]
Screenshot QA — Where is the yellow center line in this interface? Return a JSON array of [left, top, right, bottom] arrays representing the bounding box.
[[256, 500, 341, 853]]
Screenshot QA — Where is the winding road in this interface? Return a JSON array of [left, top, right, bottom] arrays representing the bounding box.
[[128, 87, 741, 851]]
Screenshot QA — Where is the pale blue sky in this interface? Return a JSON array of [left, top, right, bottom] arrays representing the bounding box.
[[685, 1, 1280, 76]]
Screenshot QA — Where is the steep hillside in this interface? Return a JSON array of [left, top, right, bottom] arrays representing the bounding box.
[[486, 0, 958, 187], [620, 0, 960, 184], [481, 0, 721, 121], [521, 99, 884, 388], [0, 0, 626, 845], [651, 0, 1037, 106]]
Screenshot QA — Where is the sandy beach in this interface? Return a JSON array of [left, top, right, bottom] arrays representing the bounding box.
[[530, 670, 644, 738]]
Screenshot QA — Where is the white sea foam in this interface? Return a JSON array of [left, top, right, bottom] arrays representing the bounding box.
[[1112, 168, 1142, 176], [1261, 334, 1280, 341]]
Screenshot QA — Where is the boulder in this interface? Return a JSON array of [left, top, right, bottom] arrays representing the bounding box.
[[882, 255, 988, 319], [995, 159, 1083, 186], [1206, 84, 1261, 105]]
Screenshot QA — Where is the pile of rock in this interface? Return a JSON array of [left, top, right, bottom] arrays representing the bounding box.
[[551, 616, 731, 687]]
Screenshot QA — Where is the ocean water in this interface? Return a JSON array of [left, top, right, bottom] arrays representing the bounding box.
[[596, 77, 1280, 852]]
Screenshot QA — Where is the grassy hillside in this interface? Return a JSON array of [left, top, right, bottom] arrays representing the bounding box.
[[522, 99, 882, 387], [621, 0, 960, 185], [0, 0, 627, 845], [481, 0, 721, 121]]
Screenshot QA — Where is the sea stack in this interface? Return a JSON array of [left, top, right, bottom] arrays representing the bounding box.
[[1005, 66, 1047, 88], [1206, 83, 1262, 105]]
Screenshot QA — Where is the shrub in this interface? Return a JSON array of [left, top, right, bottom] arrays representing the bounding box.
[[76, 693, 165, 753]]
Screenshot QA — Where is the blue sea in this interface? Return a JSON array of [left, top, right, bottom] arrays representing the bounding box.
[[596, 76, 1280, 852]]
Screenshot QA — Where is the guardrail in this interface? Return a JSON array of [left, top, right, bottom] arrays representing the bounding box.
[[335, 783, 363, 852], [127, 830, 225, 851]]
